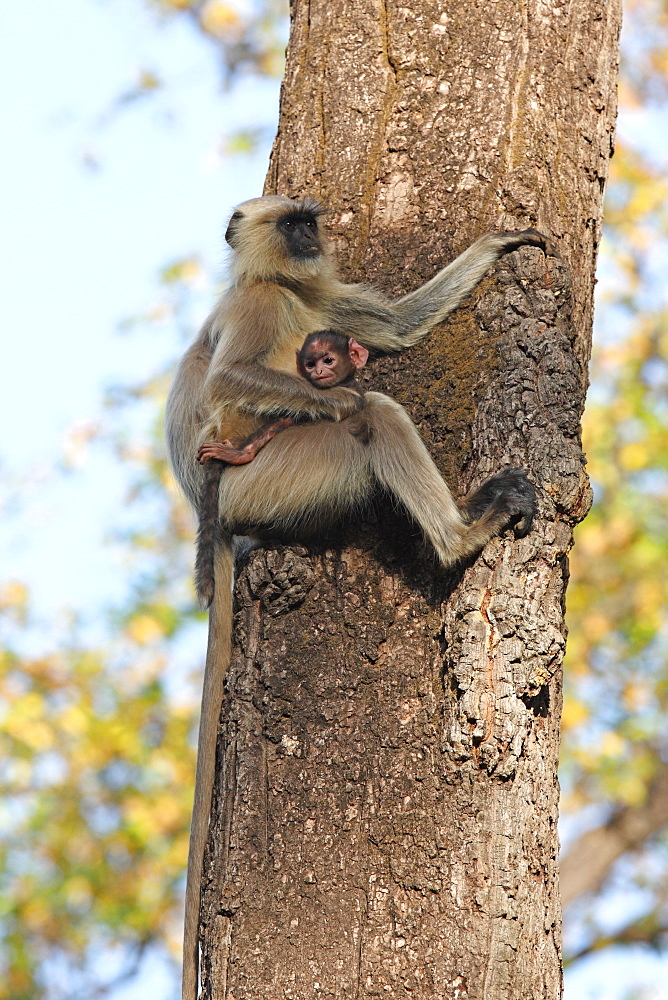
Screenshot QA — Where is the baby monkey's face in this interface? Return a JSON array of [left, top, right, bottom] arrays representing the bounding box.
[[300, 341, 354, 386]]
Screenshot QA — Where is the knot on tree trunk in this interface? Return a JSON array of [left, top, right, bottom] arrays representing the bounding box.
[[242, 545, 317, 616]]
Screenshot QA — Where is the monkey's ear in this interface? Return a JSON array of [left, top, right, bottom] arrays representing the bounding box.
[[348, 338, 369, 371], [225, 210, 244, 247]]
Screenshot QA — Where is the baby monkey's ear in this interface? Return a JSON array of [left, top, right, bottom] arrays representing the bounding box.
[[295, 349, 305, 377], [348, 338, 369, 370]]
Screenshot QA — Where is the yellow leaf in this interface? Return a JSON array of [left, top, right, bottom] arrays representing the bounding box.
[[161, 256, 204, 287], [138, 70, 161, 91], [601, 731, 625, 758], [582, 611, 611, 642], [618, 441, 649, 471], [622, 682, 650, 712], [21, 898, 52, 932], [0, 580, 28, 609], [66, 876, 93, 908], [126, 797, 159, 840], [561, 698, 589, 731], [200, 0, 240, 37], [574, 523, 606, 557], [151, 794, 182, 831], [60, 703, 89, 737], [633, 579, 663, 615], [126, 614, 164, 645], [612, 772, 648, 807], [607, 512, 635, 545], [178, 258, 205, 286], [22, 720, 54, 751], [6, 691, 46, 725]]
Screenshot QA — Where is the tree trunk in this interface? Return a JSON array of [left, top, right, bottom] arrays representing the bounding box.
[[200, 1, 621, 997]]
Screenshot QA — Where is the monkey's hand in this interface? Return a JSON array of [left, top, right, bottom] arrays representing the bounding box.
[[204, 363, 363, 424], [328, 385, 366, 419], [361, 229, 557, 353]]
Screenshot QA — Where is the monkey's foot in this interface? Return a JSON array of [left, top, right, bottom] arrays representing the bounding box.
[[197, 441, 255, 465], [465, 467, 537, 538]]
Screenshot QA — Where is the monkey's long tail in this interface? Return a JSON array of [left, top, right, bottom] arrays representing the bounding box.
[[195, 460, 225, 609], [183, 533, 234, 1000]]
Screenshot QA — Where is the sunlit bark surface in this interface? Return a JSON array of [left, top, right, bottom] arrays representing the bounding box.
[[200, 1, 621, 996]]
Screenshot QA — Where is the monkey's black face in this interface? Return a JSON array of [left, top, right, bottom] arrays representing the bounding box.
[[277, 211, 322, 260]]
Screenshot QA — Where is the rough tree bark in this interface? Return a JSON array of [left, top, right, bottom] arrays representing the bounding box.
[[199, 1, 621, 997]]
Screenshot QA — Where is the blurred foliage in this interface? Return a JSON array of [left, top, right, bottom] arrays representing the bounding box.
[[561, 0, 668, 968], [619, 0, 668, 104], [148, 0, 288, 80], [1, 0, 667, 995], [0, 359, 206, 996], [0, 597, 190, 998]]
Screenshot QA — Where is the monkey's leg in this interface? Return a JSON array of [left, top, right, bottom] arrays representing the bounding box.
[[216, 421, 373, 534], [363, 393, 535, 565]]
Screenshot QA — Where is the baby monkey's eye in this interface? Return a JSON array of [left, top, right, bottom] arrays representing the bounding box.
[[323, 356, 335, 364]]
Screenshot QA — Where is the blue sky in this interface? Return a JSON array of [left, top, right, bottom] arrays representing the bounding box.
[[0, 0, 278, 622], [1, 0, 278, 460]]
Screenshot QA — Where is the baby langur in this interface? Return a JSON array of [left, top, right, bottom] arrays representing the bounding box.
[[195, 330, 369, 607]]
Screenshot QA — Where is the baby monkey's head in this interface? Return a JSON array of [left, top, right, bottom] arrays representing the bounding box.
[[296, 329, 369, 388]]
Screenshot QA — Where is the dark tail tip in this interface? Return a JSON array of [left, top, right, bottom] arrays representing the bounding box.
[[195, 460, 223, 611], [195, 563, 214, 610]]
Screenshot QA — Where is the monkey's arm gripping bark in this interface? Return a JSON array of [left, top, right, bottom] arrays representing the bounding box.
[[337, 229, 550, 353], [391, 230, 550, 345], [203, 362, 364, 423]]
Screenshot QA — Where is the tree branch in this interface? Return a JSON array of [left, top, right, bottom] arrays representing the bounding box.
[[561, 763, 668, 906], [565, 913, 668, 965]]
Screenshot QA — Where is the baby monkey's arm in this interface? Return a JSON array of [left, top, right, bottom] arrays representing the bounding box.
[[197, 416, 296, 466]]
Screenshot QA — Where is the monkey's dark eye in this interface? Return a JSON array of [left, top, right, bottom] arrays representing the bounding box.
[[283, 220, 295, 230], [323, 356, 335, 364], [306, 220, 317, 230], [305, 361, 316, 369]]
